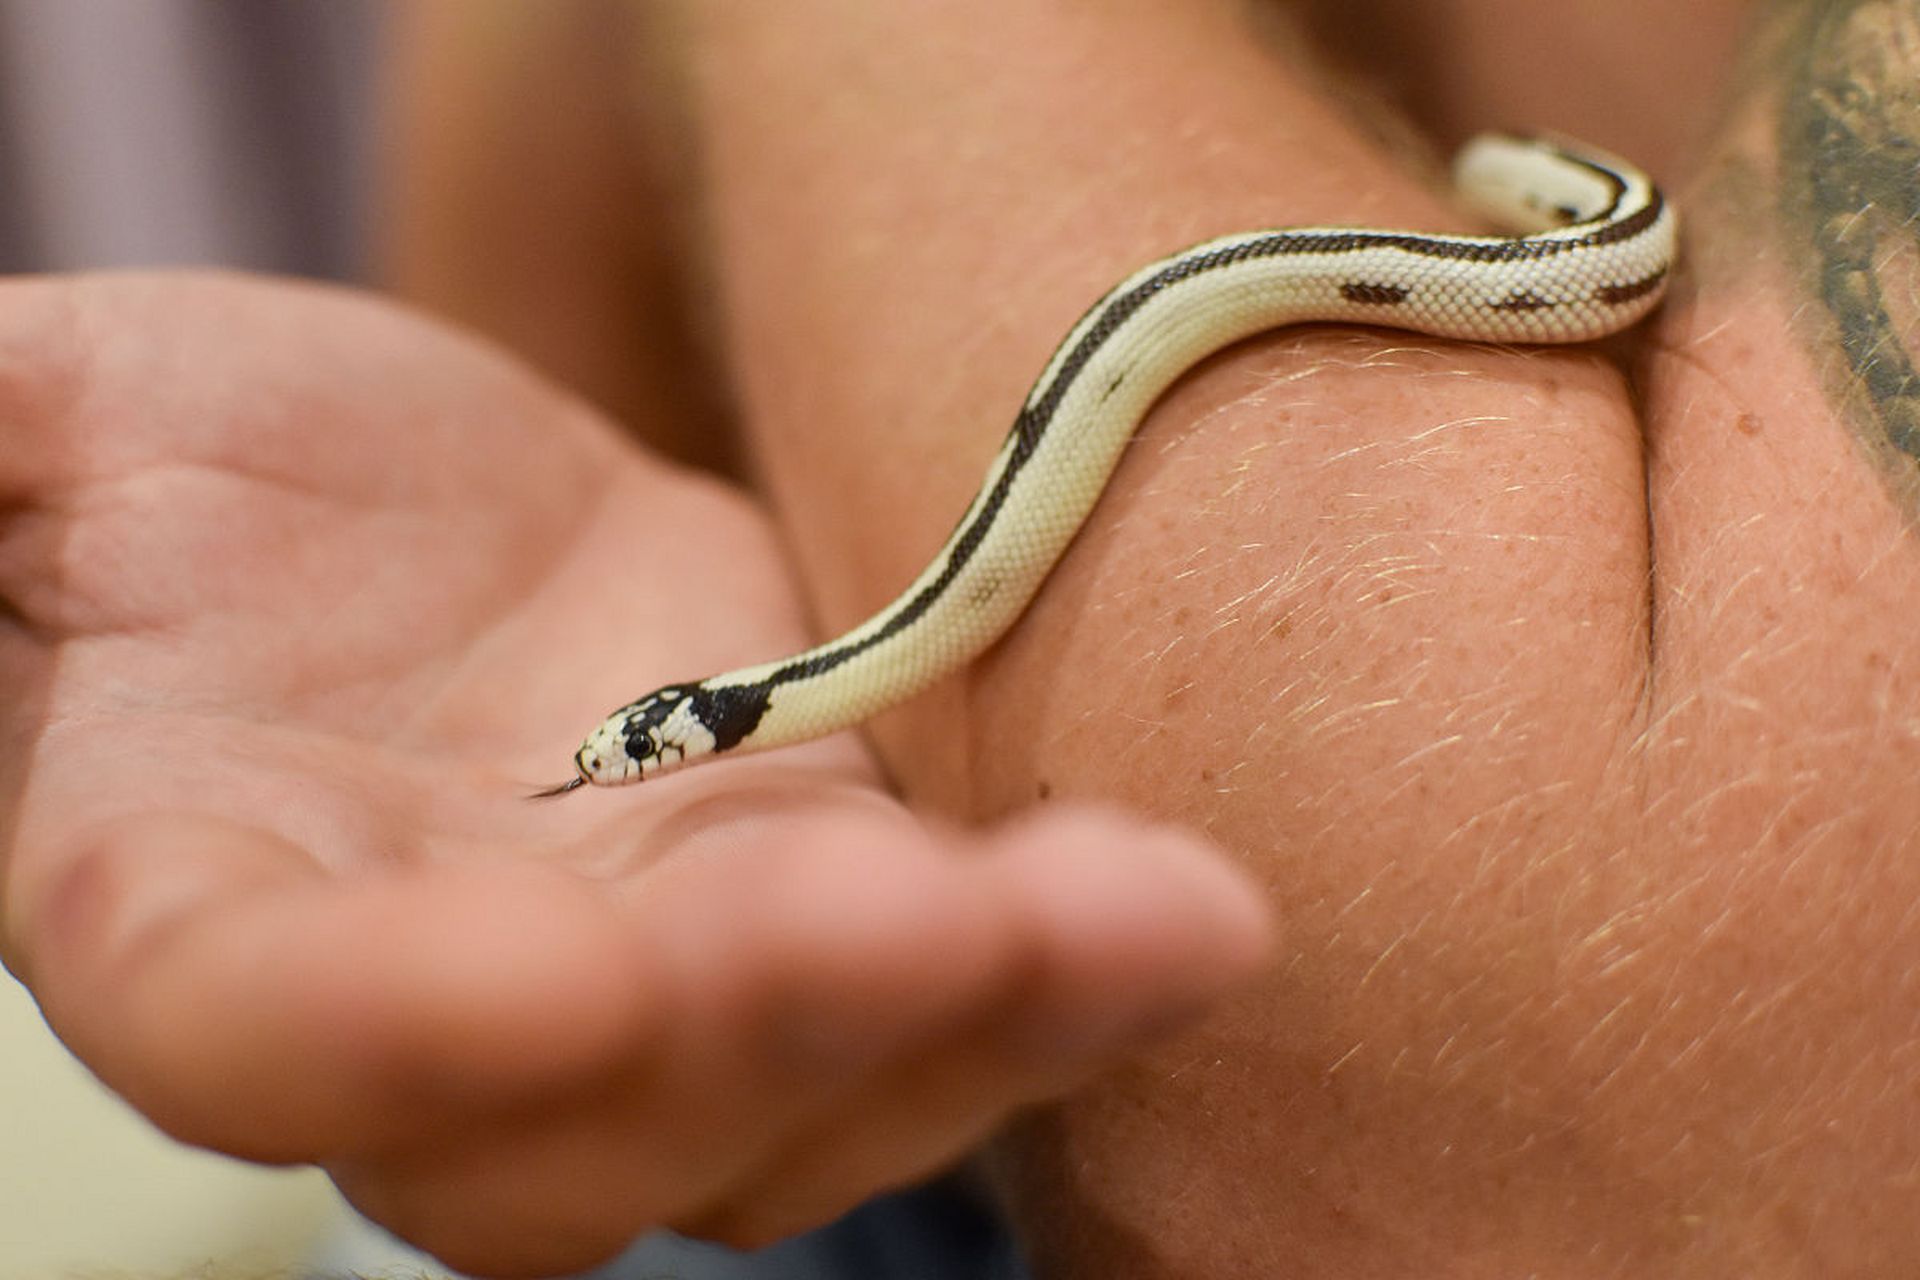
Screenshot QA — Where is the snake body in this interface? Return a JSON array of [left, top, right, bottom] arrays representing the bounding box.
[[545, 133, 1675, 793]]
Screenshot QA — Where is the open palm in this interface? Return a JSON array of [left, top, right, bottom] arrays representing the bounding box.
[[0, 274, 1267, 1276]]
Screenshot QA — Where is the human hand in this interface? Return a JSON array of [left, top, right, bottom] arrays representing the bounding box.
[[0, 275, 1270, 1276]]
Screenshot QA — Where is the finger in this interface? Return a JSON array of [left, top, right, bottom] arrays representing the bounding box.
[[326, 1102, 674, 1280], [326, 801, 1267, 1273], [341, 798, 1015, 1179], [677, 807, 1272, 1247], [630, 801, 1267, 1210], [23, 811, 665, 1161], [324, 798, 1021, 1275], [0, 277, 86, 496]]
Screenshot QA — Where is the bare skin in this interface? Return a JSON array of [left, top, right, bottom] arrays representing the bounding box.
[[10, 0, 1920, 1277], [644, 0, 1920, 1275], [0, 277, 1268, 1277]]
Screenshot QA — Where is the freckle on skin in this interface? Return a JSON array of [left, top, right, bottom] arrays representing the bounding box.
[[1737, 412, 1764, 436]]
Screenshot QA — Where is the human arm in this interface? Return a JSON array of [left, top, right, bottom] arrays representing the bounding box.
[[654, 1, 1920, 1275], [0, 274, 1269, 1277]]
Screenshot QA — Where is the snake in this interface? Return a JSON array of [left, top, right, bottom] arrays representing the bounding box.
[[539, 132, 1675, 794]]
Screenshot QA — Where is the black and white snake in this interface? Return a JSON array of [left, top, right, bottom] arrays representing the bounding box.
[[541, 133, 1676, 794]]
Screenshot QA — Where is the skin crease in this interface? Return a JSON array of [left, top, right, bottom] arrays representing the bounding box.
[[7, 1, 1919, 1278]]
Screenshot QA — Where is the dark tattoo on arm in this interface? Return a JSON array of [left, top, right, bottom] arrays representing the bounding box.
[[1778, 0, 1920, 479]]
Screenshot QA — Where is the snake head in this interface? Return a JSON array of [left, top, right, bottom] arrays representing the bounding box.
[[569, 686, 716, 786], [541, 679, 774, 794]]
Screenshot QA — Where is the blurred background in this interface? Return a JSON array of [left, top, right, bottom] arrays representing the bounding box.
[[2, 1, 442, 1276], [0, 0, 378, 278]]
